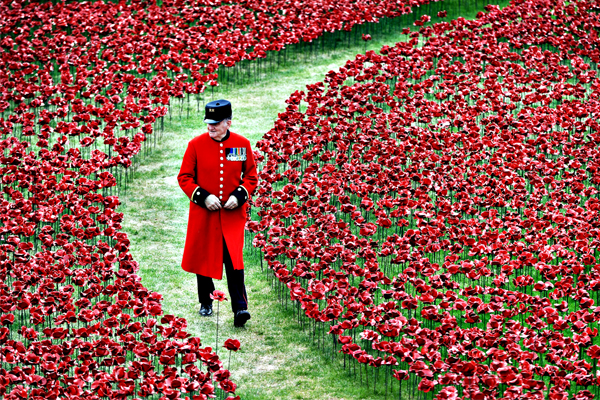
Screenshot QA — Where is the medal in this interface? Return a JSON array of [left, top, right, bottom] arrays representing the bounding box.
[[226, 147, 247, 161]]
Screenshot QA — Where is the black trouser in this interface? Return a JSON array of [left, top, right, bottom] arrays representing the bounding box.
[[196, 237, 248, 313]]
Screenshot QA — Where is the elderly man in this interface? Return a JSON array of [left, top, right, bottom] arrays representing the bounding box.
[[177, 99, 258, 327]]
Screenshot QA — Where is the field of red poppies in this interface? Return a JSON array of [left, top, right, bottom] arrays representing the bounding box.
[[0, 0, 446, 398], [251, 0, 600, 399]]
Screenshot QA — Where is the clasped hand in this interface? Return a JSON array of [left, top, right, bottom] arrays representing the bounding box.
[[205, 194, 238, 211]]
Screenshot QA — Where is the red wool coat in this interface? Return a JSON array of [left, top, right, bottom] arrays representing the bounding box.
[[178, 131, 258, 279]]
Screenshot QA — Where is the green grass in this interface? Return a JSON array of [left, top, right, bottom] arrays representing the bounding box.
[[119, 1, 511, 398]]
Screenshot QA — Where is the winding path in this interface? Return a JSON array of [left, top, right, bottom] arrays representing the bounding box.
[[119, 2, 508, 398]]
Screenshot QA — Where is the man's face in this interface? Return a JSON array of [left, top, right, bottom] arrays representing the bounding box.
[[207, 119, 231, 140]]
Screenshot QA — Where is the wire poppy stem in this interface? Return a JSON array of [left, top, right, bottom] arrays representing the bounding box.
[[215, 301, 220, 354]]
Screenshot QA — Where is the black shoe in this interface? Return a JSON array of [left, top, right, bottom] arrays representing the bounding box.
[[198, 304, 213, 317], [234, 309, 251, 327]]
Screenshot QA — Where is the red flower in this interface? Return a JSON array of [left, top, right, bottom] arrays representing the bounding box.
[[418, 378, 436, 393], [210, 290, 228, 302], [393, 370, 410, 381], [435, 386, 457, 400], [223, 339, 241, 352], [1, 314, 14, 326]]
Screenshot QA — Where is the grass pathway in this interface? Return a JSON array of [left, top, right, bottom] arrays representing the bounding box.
[[119, 2, 509, 398]]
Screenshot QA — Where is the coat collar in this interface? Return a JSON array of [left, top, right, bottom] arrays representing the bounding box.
[[210, 130, 230, 143]]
